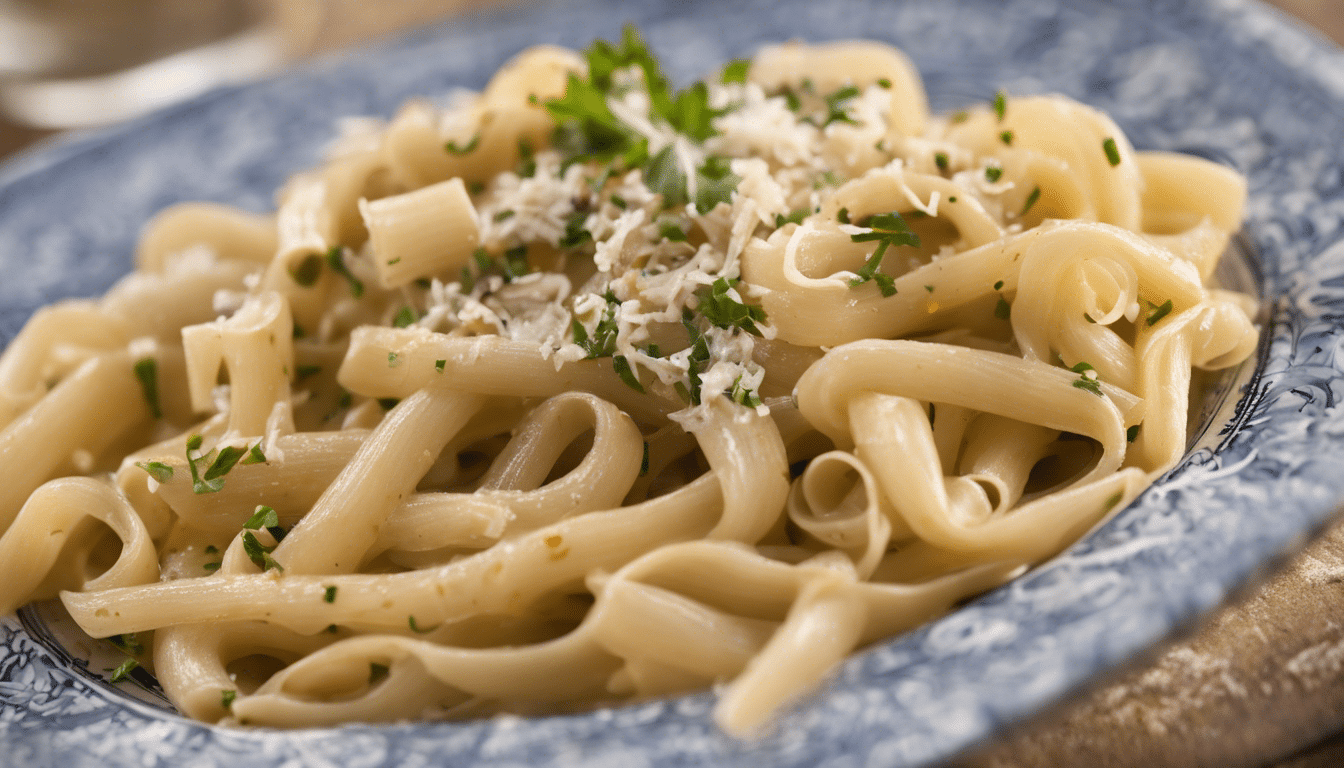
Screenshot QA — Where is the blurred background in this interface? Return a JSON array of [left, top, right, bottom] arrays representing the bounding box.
[[0, 1, 1341, 767], [0, 0, 1335, 156]]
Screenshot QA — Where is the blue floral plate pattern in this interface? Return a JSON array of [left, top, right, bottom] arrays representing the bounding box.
[[3, 0, 1344, 765]]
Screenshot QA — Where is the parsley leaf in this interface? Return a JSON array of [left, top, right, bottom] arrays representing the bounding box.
[[242, 531, 284, 572], [848, 211, 920, 297], [133, 357, 162, 419], [324, 245, 364, 298], [135, 460, 173, 483], [681, 308, 711, 405], [696, 277, 767, 336], [106, 657, 139, 683], [612, 355, 645, 392], [289, 253, 322, 287], [722, 58, 750, 84], [643, 144, 687, 208], [444, 133, 481, 155], [695, 155, 739, 212], [1103, 137, 1121, 166], [1069, 361, 1103, 396], [1145, 299, 1173, 326]]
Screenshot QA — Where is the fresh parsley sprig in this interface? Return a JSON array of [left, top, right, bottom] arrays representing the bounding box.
[[847, 211, 921, 297]]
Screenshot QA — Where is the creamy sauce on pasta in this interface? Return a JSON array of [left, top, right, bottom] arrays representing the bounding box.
[[0, 29, 1257, 735]]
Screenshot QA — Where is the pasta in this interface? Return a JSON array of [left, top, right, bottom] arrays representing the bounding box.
[[0, 28, 1258, 737]]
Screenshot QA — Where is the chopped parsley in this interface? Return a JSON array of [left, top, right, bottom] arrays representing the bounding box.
[[984, 166, 1004, 183], [612, 355, 645, 392], [493, 209, 515, 222], [135, 461, 173, 483], [658, 217, 689, 242], [1145, 298, 1174, 326], [444, 133, 481, 155], [133, 357, 162, 419], [995, 296, 1011, 320], [408, 615, 437, 634], [993, 90, 1007, 121], [109, 633, 144, 655], [242, 531, 283, 572], [221, 690, 237, 710], [324, 245, 364, 298], [289, 253, 323, 287], [1021, 185, 1041, 216], [722, 58, 750, 84], [393, 306, 417, 328], [680, 308, 711, 405], [186, 435, 262, 494], [1103, 137, 1121, 166], [934, 152, 949, 172], [695, 277, 767, 336], [558, 210, 593, 249], [774, 209, 808, 229], [324, 585, 338, 603], [516, 138, 537, 177], [1069, 361, 1103, 396], [848, 211, 920, 297], [1127, 424, 1141, 442], [695, 155, 740, 212], [728, 375, 763, 408], [434, 359, 446, 373], [999, 130, 1014, 145], [816, 85, 861, 127], [106, 657, 139, 683]]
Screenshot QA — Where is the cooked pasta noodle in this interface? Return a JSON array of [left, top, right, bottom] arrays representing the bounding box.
[[0, 29, 1257, 736]]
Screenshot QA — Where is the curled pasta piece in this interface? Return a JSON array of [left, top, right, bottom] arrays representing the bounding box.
[[0, 477, 159, 615]]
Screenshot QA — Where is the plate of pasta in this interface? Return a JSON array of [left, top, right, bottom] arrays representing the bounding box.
[[1, 0, 1342, 766]]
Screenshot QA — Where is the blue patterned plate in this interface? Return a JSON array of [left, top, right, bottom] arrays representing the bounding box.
[[3, 0, 1343, 765]]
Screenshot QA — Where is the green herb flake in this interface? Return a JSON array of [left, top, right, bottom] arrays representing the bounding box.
[[774, 209, 808, 229], [324, 245, 364, 298], [999, 130, 1014, 145], [934, 152, 949, 172], [993, 280, 1005, 291], [612, 354, 645, 393], [993, 90, 1007, 121], [658, 218, 688, 242], [106, 657, 139, 683], [434, 359, 446, 373], [369, 663, 390, 683], [243, 505, 280, 531], [985, 166, 1004, 183], [1069, 361, 1103, 396], [610, 193, 628, 209], [681, 308, 711, 405], [444, 133, 481, 155], [994, 296, 1011, 320], [837, 207, 851, 224], [848, 211, 920, 297], [203, 561, 221, 572], [559, 211, 593, 249], [135, 461, 173, 483], [493, 209, 516, 222], [1103, 491, 1124, 512], [222, 690, 237, 710], [296, 364, 322, 380], [696, 277, 768, 336], [695, 155, 740, 212], [289, 253, 323, 287], [1146, 298, 1174, 326], [393, 306, 417, 328], [324, 585, 338, 603], [242, 531, 284, 572], [1127, 424, 1141, 443], [388, 352, 400, 368], [408, 615, 437, 634], [502, 244, 530, 280], [876, 77, 892, 89], [109, 633, 144, 656], [1084, 313, 1096, 324], [817, 84, 861, 127], [1103, 137, 1121, 166], [1021, 185, 1041, 216], [721, 58, 750, 84], [133, 357, 162, 419]]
